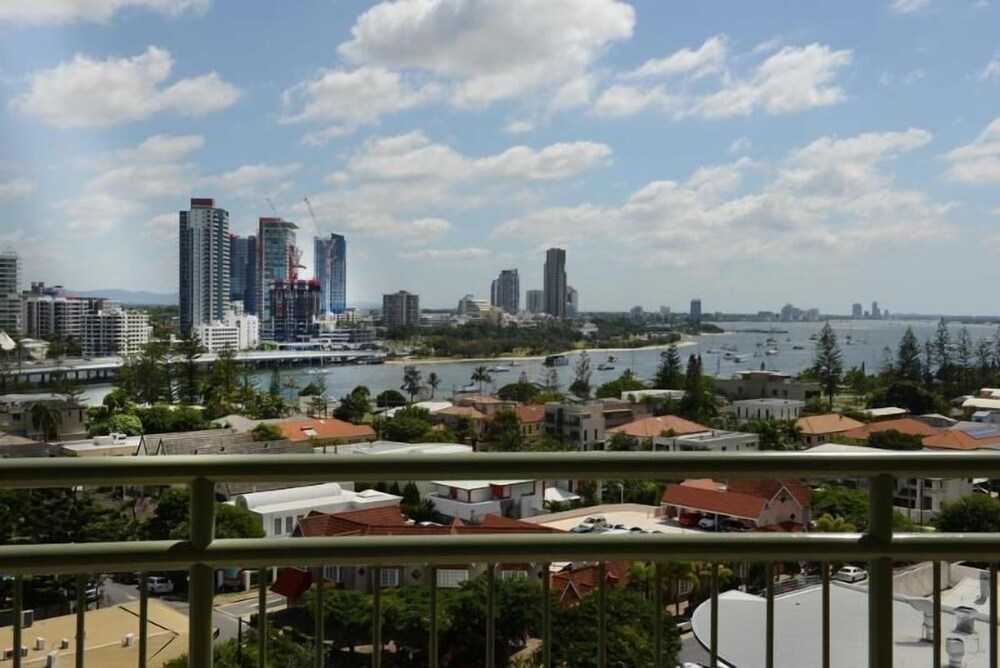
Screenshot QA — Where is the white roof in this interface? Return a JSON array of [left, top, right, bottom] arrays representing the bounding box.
[[979, 388, 1000, 399], [234, 482, 400, 515], [384, 401, 453, 418], [733, 398, 805, 407], [236, 483, 347, 510], [862, 406, 909, 418], [692, 583, 995, 668], [544, 487, 581, 503], [806, 443, 876, 455], [326, 441, 473, 456], [964, 398, 1000, 410], [432, 480, 533, 491], [621, 389, 686, 401]]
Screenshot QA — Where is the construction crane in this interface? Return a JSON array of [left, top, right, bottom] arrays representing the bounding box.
[[304, 197, 334, 314], [302, 197, 323, 237], [265, 197, 278, 217]]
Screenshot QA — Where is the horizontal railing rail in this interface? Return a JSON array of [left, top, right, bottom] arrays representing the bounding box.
[[1, 451, 997, 668]]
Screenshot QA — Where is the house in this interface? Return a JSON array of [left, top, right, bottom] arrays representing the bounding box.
[[795, 414, 865, 447], [277, 416, 375, 446], [482, 404, 545, 441], [607, 415, 709, 441], [972, 411, 1000, 425], [544, 402, 606, 450], [653, 430, 759, 453], [0, 393, 87, 441], [922, 422, 1000, 451], [0, 433, 54, 458], [271, 508, 557, 599], [232, 482, 400, 537], [452, 394, 509, 417], [59, 433, 144, 457], [840, 418, 941, 443], [433, 405, 487, 435], [661, 479, 811, 529], [427, 479, 543, 522], [597, 398, 645, 429], [714, 370, 821, 402], [552, 561, 631, 605], [733, 398, 804, 424], [860, 406, 909, 421]]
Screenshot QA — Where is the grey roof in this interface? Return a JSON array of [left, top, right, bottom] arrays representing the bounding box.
[[0, 439, 57, 458], [217, 481, 320, 500], [151, 429, 313, 456]]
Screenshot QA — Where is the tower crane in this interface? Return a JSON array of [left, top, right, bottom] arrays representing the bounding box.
[[304, 197, 334, 315]]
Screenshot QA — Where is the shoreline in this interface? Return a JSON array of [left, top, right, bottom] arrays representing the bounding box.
[[385, 339, 698, 366]]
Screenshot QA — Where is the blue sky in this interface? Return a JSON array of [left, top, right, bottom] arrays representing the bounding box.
[[0, 0, 997, 313]]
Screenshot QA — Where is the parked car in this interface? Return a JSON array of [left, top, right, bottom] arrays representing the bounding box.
[[629, 526, 646, 533], [833, 566, 868, 583], [570, 516, 608, 533], [697, 516, 718, 531], [678, 513, 701, 528], [69, 579, 101, 602], [602, 523, 630, 535], [720, 518, 749, 532], [147, 576, 174, 595]]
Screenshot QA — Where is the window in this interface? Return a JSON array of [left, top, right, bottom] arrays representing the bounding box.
[[380, 568, 400, 588], [502, 570, 528, 581], [285, 517, 293, 534], [436, 569, 469, 588], [678, 579, 694, 596], [273, 518, 282, 535], [323, 565, 342, 582]]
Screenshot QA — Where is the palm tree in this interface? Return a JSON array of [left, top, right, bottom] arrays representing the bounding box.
[[281, 376, 300, 407], [401, 366, 423, 402], [427, 372, 441, 399], [471, 366, 492, 394], [664, 561, 700, 615], [626, 561, 656, 601], [31, 402, 63, 442], [813, 513, 855, 532]]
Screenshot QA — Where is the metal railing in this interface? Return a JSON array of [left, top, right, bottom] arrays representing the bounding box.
[[1, 451, 1000, 667]]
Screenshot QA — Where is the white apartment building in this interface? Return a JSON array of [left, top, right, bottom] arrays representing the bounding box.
[[733, 398, 805, 423], [233, 483, 400, 538], [194, 306, 259, 352], [82, 309, 152, 357], [0, 251, 21, 335], [427, 479, 542, 522]]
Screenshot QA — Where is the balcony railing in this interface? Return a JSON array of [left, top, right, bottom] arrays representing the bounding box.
[[2, 451, 1000, 667]]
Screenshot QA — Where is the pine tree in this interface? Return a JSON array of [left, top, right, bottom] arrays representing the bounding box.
[[932, 319, 953, 382], [655, 345, 682, 389], [569, 351, 592, 397], [811, 322, 843, 410], [895, 327, 922, 382]]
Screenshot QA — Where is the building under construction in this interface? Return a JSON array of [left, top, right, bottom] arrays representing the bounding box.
[[267, 279, 321, 342]]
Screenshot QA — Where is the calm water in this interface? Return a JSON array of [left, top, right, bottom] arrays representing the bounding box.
[[80, 319, 999, 405]]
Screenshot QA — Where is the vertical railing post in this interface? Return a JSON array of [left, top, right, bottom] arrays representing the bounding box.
[[372, 566, 382, 668], [822, 562, 831, 668], [598, 562, 607, 668], [257, 568, 268, 668], [654, 563, 663, 668], [12, 575, 22, 668], [429, 566, 439, 668], [189, 477, 216, 668], [75, 573, 85, 668], [868, 474, 894, 668], [314, 568, 325, 668], [933, 561, 941, 668], [139, 572, 149, 668], [991, 562, 998, 668], [766, 563, 774, 668], [710, 563, 719, 668], [542, 563, 551, 668], [486, 564, 496, 668]]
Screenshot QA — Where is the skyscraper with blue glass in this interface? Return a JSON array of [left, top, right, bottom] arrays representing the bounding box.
[[314, 233, 346, 315]]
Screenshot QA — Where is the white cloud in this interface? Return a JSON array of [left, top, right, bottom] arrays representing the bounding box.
[[338, 0, 635, 108], [79, 134, 204, 168], [504, 120, 535, 135], [141, 212, 178, 243], [9, 47, 241, 128], [56, 193, 144, 234], [890, 0, 931, 13], [494, 127, 951, 267], [621, 35, 727, 80], [201, 163, 301, 196], [729, 137, 752, 154], [399, 247, 491, 261], [0, 0, 209, 24], [880, 69, 926, 86], [0, 179, 35, 200], [549, 75, 596, 112], [944, 118, 1000, 184], [980, 56, 1000, 81], [592, 40, 852, 120]]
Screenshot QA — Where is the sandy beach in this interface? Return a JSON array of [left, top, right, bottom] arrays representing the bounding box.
[[385, 339, 698, 366]]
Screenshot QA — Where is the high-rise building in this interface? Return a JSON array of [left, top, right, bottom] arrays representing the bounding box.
[[543, 248, 567, 319], [526, 290, 544, 314], [82, 308, 152, 357], [871, 301, 881, 319], [314, 234, 347, 316], [267, 279, 320, 342], [382, 291, 420, 328], [690, 298, 702, 324], [258, 217, 299, 340], [490, 269, 519, 314], [852, 303, 863, 319], [179, 199, 230, 334], [566, 286, 578, 317], [0, 251, 22, 334], [230, 234, 259, 312], [20, 283, 113, 340]]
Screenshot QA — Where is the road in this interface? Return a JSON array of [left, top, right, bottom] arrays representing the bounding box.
[[101, 579, 286, 642]]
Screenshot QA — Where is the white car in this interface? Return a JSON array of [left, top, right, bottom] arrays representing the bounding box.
[[570, 516, 608, 533], [147, 576, 174, 594], [698, 516, 718, 531], [833, 566, 868, 583]]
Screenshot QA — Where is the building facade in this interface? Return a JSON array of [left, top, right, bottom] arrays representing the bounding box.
[[733, 398, 805, 423], [543, 248, 566, 319], [179, 199, 230, 334], [314, 234, 347, 316], [566, 286, 579, 317], [0, 251, 21, 334], [690, 298, 702, 324], [382, 291, 420, 328], [82, 309, 152, 357], [543, 402, 606, 451], [229, 234, 259, 314], [490, 269, 519, 314], [268, 280, 320, 342], [20, 284, 115, 341], [526, 289, 543, 314], [258, 217, 298, 340], [715, 370, 822, 403], [193, 305, 259, 352]]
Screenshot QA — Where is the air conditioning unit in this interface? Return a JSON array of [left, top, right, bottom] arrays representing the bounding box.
[[59, 639, 70, 650], [21, 610, 34, 628], [45, 651, 59, 668], [34, 638, 45, 651], [19, 647, 27, 657], [3, 649, 13, 661], [122, 633, 134, 647]]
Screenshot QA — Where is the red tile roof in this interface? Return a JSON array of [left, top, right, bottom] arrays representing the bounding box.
[[661, 484, 768, 521], [841, 418, 940, 441], [922, 430, 1000, 451], [271, 567, 312, 599], [278, 417, 375, 442], [796, 414, 865, 436], [514, 405, 545, 424], [296, 507, 560, 538], [552, 561, 631, 604], [607, 415, 709, 439], [727, 479, 812, 508]]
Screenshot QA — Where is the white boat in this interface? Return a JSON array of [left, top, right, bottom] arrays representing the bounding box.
[[597, 363, 616, 371], [731, 354, 748, 362], [487, 364, 511, 373], [706, 348, 721, 354], [765, 348, 779, 356]]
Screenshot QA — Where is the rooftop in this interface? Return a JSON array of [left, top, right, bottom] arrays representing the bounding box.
[[431, 479, 534, 491], [796, 413, 865, 435], [607, 415, 710, 439], [841, 417, 941, 441], [523, 503, 703, 536], [733, 398, 806, 407], [861, 406, 911, 419], [277, 417, 375, 442], [233, 482, 400, 515]]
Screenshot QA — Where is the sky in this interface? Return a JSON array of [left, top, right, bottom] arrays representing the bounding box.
[[0, 0, 997, 314]]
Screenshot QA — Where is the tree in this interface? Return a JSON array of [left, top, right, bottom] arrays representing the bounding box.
[[470, 366, 492, 394], [251, 422, 284, 442], [427, 372, 441, 399], [544, 366, 560, 391], [401, 365, 423, 402], [569, 351, 592, 398], [655, 345, 683, 389], [334, 386, 371, 424], [268, 367, 282, 397], [163, 623, 311, 668], [811, 485, 869, 530], [869, 380, 942, 415], [149, 488, 266, 541], [175, 329, 206, 405], [204, 345, 238, 417], [843, 365, 871, 397], [746, 419, 800, 451], [30, 402, 63, 441], [87, 413, 143, 437], [595, 370, 645, 399], [443, 574, 541, 667], [811, 322, 843, 410], [935, 495, 1000, 532], [489, 409, 523, 452], [375, 389, 408, 409], [380, 406, 433, 443], [302, 587, 371, 654], [867, 429, 924, 451], [606, 430, 636, 452], [281, 376, 300, 405], [894, 327, 923, 383], [877, 345, 895, 378], [497, 381, 539, 403], [664, 560, 699, 615], [679, 356, 716, 424], [813, 513, 856, 532], [932, 319, 953, 384]]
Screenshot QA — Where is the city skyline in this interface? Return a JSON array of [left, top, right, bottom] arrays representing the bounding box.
[[0, 1, 997, 313]]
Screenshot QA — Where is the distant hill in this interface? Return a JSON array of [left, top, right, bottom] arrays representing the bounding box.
[[72, 289, 178, 306]]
